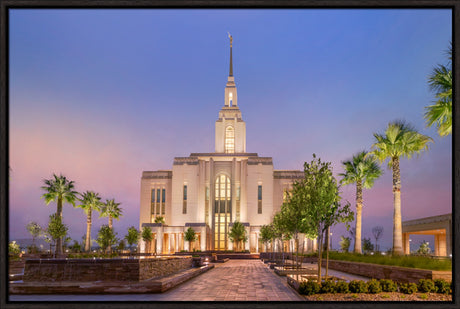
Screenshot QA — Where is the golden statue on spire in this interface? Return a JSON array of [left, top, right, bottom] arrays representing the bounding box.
[[228, 32, 233, 47]]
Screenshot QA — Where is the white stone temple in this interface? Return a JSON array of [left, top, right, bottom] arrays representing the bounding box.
[[139, 35, 316, 253]]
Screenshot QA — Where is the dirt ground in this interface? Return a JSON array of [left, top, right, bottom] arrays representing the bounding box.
[[302, 292, 452, 301]]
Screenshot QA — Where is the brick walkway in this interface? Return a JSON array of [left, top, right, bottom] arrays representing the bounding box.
[[10, 259, 303, 301]]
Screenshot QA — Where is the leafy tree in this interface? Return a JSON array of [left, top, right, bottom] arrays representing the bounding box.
[[141, 226, 153, 253], [46, 213, 68, 257], [295, 154, 354, 281], [372, 226, 384, 252], [371, 121, 432, 255], [362, 237, 374, 254], [77, 191, 104, 252], [97, 224, 118, 253], [125, 226, 140, 252], [425, 42, 452, 136], [26, 221, 42, 249], [229, 221, 248, 251], [260, 224, 274, 254], [339, 236, 351, 253], [41, 174, 78, 254], [69, 240, 82, 253], [9, 241, 21, 258], [117, 239, 126, 252], [339, 151, 382, 254], [154, 216, 165, 224], [416, 240, 431, 255], [184, 227, 197, 252]]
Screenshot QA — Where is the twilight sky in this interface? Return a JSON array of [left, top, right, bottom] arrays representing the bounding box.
[[9, 9, 452, 251]]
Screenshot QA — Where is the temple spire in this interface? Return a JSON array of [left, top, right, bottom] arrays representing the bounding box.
[[228, 32, 233, 77]]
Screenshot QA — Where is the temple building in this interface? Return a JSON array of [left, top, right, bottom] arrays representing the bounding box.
[[139, 35, 316, 253]]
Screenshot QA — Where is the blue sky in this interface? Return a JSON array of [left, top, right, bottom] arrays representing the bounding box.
[[9, 9, 452, 251]]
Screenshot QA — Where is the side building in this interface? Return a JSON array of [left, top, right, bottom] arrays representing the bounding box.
[[139, 36, 316, 253]]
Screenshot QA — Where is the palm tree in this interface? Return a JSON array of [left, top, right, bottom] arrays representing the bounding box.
[[229, 221, 248, 251], [100, 199, 122, 230], [370, 120, 432, 255], [424, 43, 452, 136], [339, 151, 382, 254], [77, 191, 103, 252], [100, 199, 122, 253], [41, 174, 78, 254]]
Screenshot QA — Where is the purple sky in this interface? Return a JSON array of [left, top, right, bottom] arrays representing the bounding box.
[[9, 9, 452, 251]]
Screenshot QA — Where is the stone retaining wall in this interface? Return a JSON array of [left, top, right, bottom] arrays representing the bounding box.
[[23, 257, 192, 282], [323, 260, 451, 283]]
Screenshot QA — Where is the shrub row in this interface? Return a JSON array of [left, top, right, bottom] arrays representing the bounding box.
[[298, 278, 452, 296]]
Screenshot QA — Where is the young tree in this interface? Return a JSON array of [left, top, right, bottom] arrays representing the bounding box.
[[69, 240, 82, 253], [41, 174, 78, 254], [260, 224, 274, 254], [339, 236, 351, 253], [295, 154, 354, 281], [125, 226, 140, 253], [141, 226, 153, 254], [417, 240, 431, 255], [228, 221, 248, 251], [184, 227, 197, 252], [9, 241, 21, 259], [26, 221, 42, 250], [372, 226, 384, 252], [97, 224, 118, 253], [425, 42, 452, 136], [339, 151, 382, 254], [77, 191, 104, 252], [46, 213, 68, 257], [371, 121, 432, 255], [362, 238, 374, 254]]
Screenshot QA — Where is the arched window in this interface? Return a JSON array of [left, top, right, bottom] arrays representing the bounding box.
[[225, 126, 235, 153], [229, 92, 233, 106]]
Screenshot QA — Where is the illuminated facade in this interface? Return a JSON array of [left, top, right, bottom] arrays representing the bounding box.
[[139, 36, 316, 253]]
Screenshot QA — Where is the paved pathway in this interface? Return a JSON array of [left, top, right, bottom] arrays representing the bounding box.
[[10, 260, 303, 301]]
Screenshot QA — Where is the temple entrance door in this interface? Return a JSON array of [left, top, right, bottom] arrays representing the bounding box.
[[214, 174, 231, 251]]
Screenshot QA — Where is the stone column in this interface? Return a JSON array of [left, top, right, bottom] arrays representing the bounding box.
[[201, 227, 206, 251], [402, 233, 410, 254], [446, 223, 452, 256], [245, 226, 250, 251], [168, 233, 172, 254], [256, 232, 259, 253], [157, 228, 164, 254]]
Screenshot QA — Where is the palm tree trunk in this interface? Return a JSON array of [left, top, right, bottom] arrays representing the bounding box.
[[392, 156, 403, 255], [354, 181, 363, 254], [108, 216, 113, 254], [85, 208, 92, 252], [56, 196, 63, 255]]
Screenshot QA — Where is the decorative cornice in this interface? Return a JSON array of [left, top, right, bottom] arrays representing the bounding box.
[[402, 213, 452, 226], [142, 171, 172, 179], [273, 170, 304, 179]]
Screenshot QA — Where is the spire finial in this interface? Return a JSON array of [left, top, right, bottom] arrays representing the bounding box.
[[228, 32, 233, 77]]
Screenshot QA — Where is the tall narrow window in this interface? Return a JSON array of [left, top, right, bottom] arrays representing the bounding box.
[[151, 189, 156, 221], [183, 185, 187, 214], [229, 93, 233, 107], [214, 174, 231, 250], [225, 126, 235, 153], [155, 189, 160, 215], [162, 188, 166, 215], [236, 186, 241, 221], [258, 185, 262, 214]]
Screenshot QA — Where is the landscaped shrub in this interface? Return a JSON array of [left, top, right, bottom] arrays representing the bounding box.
[[379, 279, 398, 292], [298, 280, 320, 295], [335, 281, 350, 293], [417, 279, 436, 293], [320, 280, 337, 294], [367, 279, 382, 294], [399, 283, 417, 294], [434, 279, 451, 294], [348, 280, 368, 293]]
